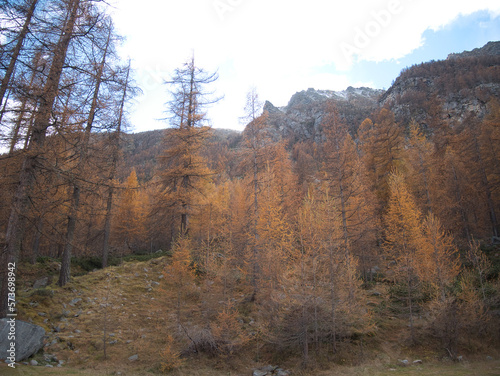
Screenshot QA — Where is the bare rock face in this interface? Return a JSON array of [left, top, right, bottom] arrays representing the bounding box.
[[0, 319, 46, 361], [380, 41, 500, 129], [259, 87, 383, 143]]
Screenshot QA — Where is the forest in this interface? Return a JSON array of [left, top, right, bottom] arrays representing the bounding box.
[[0, 0, 499, 373]]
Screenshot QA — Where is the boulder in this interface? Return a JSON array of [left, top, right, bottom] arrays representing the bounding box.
[[398, 359, 409, 367], [253, 371, 267, 376], [0, 319, 46, 361], [69, 298, 82, 307], [33, 277, 49, 289]]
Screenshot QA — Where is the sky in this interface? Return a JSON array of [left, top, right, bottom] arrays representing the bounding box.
[[108, 0, 500, 133]]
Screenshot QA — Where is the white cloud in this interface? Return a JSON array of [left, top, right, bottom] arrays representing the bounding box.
[[109, 0, 500, 132]]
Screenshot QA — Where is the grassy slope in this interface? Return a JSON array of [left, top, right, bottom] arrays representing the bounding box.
[[5, 257, 500, 375]]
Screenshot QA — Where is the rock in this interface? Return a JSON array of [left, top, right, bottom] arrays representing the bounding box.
[[30, 359, 39, 366], [413, 359, 423, 364], [109, 340, 118, 345], [69, 298, 82, 307], [128, 354, 138, 361], [0, 319, 46, 362], [277, 370, 290, 376], [33, 277, 49, 289], [252, 371, 268, 376], [398, 359, 409, 367], [487, 355, 494, 361], [252, 365, 280, 376], [371, 291, 382, 296]]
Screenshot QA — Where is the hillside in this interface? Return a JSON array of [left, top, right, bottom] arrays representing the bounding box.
[[380, 41, 500, 129], [3, 255, 499, 375]]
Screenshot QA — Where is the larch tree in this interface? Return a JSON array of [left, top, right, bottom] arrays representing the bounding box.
[[358, 108, 405, 210], [1, 0, 82, 317], [157, 55, 218, 238], [102, 61, 132, 268], [59, 18, 119, 286], [322, 103, 377, 286], [114, 169, 147, 254], [384, 171, 423, 342], [239, 88, 274, 299]]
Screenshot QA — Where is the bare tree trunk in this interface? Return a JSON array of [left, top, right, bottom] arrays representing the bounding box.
[[59, 24, 111, 286], [102, 61, 130, 268], [30, 216, 43, 264], [0, 0, 81, 318]]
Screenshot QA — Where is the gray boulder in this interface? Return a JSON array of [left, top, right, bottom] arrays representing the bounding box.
[[33, 277, 49, 289], [0, 319, 46, 361]]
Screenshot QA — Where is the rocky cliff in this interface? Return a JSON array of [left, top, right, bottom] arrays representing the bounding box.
[[263, 86, 383, 142], [380, 41, 500, 129]]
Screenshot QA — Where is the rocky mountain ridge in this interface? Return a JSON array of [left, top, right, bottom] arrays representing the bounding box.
[[122, 41, 500, 178], [447, 41, 500, 59], [263, 86, 383, 142]]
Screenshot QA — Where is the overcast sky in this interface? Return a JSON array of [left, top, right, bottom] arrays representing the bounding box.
[[108, 0, 500, 133]]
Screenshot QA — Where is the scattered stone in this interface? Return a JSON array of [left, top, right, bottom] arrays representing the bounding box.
[[252, 365, 284, 376], [62, 310, 71, 317], [74, 329, 81, 334], [69, 298, 82, 307], [128, 354, 138, 361], [45, 364, 53, 367], [33, 277, 49, 289], [277, 369, 290, 376], [487, 355, 494, 361], [126, 340, 133, 344], [37, 312, 46, 317], [30, 359, 39, 366], [253, 371, 267, 376], [371, 291, 382, 296], [413, 359, 423, 364], [0, 319, 46, 362], [398, 359, 409, 367]]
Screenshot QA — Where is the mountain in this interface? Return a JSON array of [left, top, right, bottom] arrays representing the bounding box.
[[263, 86, 383, 142], [121, 41, 500, 180], [447, 41, 500, 59], [380, 41, 500, 129]]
